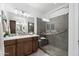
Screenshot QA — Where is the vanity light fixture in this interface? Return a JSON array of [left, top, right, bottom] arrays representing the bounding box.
[[14, 9, 32, 17]]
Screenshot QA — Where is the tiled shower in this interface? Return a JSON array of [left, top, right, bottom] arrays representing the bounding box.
[[37, 14, 68, 56]]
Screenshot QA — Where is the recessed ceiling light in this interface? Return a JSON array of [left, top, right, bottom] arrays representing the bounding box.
[[42, 18, 50, 22]]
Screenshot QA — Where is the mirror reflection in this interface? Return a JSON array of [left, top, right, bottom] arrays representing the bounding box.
[[2, 11, 35, 36], [28, 22, 34, 34]]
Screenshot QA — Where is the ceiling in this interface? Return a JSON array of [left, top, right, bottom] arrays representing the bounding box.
[[27, 3, 64, 13], [4, 3, 66, 17]]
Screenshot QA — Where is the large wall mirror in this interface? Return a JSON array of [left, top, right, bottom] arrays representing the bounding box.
[[2, 11, 35, 35]]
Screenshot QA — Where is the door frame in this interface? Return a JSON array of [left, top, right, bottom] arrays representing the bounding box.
[[68, 3, 79, 56]]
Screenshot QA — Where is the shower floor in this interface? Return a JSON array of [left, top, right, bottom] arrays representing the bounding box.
[[41, 45, 68, 56]]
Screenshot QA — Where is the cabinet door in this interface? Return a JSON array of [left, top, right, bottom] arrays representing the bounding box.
[[5, 45, 16, 56], [23, 38, 32, 55], [16, 43, 24, 56], [32, 37, 38, 52]]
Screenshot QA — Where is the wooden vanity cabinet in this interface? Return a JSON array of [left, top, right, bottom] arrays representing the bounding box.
[[4, 37, 38, 56], [4, 40, 16, 56]]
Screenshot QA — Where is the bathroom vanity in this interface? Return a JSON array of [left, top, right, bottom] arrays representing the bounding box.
[[4, 35, 39, 56]]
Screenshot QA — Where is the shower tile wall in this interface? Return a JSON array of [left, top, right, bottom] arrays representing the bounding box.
[[55, 31, 68, 51], [46, 35, 55, 46], [48, 14, 68, 51]]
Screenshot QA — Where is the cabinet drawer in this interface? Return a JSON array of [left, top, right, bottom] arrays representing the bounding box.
[[17, 38, 32, 43], [16, 38, 24, 43], [4, 40, 16, 46], [23, 38, 33, 42]]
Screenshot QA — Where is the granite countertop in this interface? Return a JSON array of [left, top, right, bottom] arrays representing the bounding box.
[[4, 34, 39, 41]]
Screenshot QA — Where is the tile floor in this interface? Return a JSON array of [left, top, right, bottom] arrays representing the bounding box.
[[30, 49, 49, 56], [30, 45, 68, 56], [41, 45, 68, 56]]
